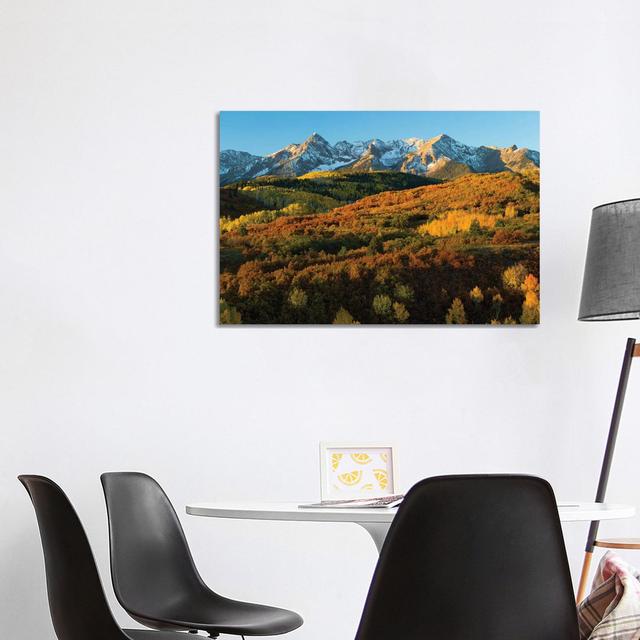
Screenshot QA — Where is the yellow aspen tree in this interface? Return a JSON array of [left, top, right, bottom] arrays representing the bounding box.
[[446, 298, 467, 324]]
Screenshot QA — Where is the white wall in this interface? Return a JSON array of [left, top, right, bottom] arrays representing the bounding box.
[[2, 1, 640, 637]]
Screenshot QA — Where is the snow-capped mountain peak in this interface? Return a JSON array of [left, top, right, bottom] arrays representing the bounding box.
[[306, 132, 328, 143], [220, 133, 539, 185]]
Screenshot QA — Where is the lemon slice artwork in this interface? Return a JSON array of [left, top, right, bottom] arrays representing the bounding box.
[[331, 453, 343, 471], [350, 453, 372, 465], [338, 470, 363, 486], [373, 468, 389, 491]]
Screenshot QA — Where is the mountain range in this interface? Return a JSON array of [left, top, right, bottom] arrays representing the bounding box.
[[220, 132, 540, 185]]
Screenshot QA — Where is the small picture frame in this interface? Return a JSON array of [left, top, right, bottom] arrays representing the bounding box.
[[319, 442, 397, 501]]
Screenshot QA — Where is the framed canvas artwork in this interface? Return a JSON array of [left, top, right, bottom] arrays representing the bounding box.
[[219, 111, 540, 325], [319, 442, 396, 500]]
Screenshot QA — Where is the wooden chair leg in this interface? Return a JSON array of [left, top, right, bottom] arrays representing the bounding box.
[[576, 550, 593, 603]]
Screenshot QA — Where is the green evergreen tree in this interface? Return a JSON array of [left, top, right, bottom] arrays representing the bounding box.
[[288, 287, 308, 308], [368, 234, 384, 255], [333, 307, 359, 324], [372, 294, 393, 319], [491, 293, 503, 319], [220, 299, 242, 324], [394, 283, 414, 303]]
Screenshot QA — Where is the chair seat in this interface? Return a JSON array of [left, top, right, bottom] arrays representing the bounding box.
[[133, 596, 304, 636]]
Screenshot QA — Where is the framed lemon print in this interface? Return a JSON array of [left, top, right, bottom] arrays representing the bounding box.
[[319, 442, 396, 501]]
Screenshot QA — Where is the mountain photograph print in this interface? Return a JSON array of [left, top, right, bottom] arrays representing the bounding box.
[[219, 111, 540, 325]]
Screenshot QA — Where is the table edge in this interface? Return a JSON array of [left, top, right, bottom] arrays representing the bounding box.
[[185, 502, 636, 524]]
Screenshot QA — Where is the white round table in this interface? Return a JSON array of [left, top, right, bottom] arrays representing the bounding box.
[[186, 501, 636, 553]]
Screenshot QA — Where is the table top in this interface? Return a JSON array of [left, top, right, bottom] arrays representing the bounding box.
[[186, 501, 636, 524]]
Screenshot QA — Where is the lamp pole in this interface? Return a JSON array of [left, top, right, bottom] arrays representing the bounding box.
[[576, 337, 638, 602]]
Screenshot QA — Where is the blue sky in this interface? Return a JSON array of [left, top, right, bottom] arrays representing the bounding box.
[[220, 111, 539, 156]]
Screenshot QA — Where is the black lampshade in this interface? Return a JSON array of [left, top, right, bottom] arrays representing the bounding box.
[[579, 199, 640, 321]]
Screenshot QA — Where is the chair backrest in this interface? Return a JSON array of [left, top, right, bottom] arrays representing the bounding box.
[[355, 475, 579, 640], [100, 472, 208, 618], [19, 475, 128, 640]]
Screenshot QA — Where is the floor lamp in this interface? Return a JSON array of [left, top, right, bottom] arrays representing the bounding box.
[[576, 198, 640, 603]]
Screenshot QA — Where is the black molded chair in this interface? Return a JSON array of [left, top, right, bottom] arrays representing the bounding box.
[[19, 474, 185, 640], [355, 475, 580, 640], [101, 472, 303, 638]]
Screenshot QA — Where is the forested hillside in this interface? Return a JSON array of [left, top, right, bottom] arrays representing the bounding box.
[[220, 171, 437, 221], [219, 170, 540, 324]]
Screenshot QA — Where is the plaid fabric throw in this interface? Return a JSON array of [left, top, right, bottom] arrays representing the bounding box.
[[578, 551, 640, 640]]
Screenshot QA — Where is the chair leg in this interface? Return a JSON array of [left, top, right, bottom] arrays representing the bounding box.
[[576, 550, 594, 603]]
